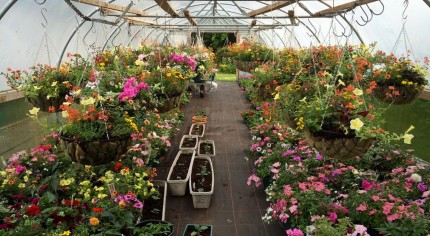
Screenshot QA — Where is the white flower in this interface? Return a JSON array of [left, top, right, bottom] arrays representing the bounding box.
[[353, 88, 363, 96], [256, 147, 262, 152], [411, 173, 422, 183], [404, 134, 414, 144], [350, 118, 364, 131], [51, 81, 57, 87], [29, 107, 40, 116], [62, 111, 68, 118]]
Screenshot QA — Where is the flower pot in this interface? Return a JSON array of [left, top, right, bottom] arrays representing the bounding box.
[[233, 59, 261, 73], [189, 123, 205, 138], [192, 115, 207, 124], [189, 156, 214, 208], [149, 93, 182, 113], [305, 130, 373, 160], [27, 94, 66, 112], [373, 84, 424, 105], [60, 135, 132, 165], [141, 180, 167, 221], [182, 224, 213, 236], [167, 150, 195, 196], [179, 135, 199, 150], [197, 140, 216, 157], [135, 220, 174, 236]]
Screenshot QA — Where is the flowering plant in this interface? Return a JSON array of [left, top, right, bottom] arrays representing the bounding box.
[[2, 54, 87, 101], [228, 38, 274, 62]]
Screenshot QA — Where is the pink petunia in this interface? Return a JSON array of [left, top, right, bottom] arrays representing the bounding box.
[[356, 204, 367, 211]]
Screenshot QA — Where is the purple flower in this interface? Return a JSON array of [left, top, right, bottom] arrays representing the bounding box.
[[133, 202, 143, 209], [418, 182, 427, 192], [293, 156, 301, 162], [14, 165, 26, 175], [331, 169, 341, 176], [315, 154, 323, 161]]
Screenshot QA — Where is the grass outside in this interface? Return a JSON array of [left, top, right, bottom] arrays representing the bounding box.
[[215, 73, 236, 82]]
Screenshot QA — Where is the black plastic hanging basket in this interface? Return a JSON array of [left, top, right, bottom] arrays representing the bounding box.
[[305, 130, 374, 160], [373, 84, 424, 105], [149, 93, 182, 113], [60, 134, 132, 165]]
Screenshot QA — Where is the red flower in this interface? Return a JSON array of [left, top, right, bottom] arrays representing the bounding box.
[[27, 205, 41, 216], [114, 162, 122, 172], [92, 207, 103, 213]]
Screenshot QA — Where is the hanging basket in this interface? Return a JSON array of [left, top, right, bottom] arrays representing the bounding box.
[[60, 134, 132, 165], [281, 112, 297, 129], [255, 84, 276, 100], [27, 94, 66, 112], [305, 130, 374, 160], [233, 59, 261, 73], [149, 93, 182, 113], [373, 84, 424, 105]]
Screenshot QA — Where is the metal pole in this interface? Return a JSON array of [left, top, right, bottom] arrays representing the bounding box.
[[0, 0, 17, 22]]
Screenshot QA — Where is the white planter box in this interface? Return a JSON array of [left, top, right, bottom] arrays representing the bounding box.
[[189, 123, 205, 138], [197, 140, 216, 157], [179, 135, 199, 150], [152, 180, 167, 221], [166, 150, 195, 196], [189, 156, 214, 208]]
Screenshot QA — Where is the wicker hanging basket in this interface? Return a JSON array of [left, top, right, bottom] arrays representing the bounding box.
[[373, 84, 424, 105], [60, 135, 132, 165], [233, 59, 261, 73], [27, 94, 66, 112], [148, 93, 182, 113], [305, 130, 374, 159]]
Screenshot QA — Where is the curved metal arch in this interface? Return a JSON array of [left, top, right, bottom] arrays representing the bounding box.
[[127, 24, 148, 46], [56, 0, 117, 68], [0, 0, 17, 22], [101, 21, 126, 51]]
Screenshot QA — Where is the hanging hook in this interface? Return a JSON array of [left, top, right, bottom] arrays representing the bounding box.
[[41, 8, 48, 28], [83, 21, 95, 47], [111, 27, 122, 47], [35, 0, 46, 5], [368, 0, 384, 16], [356, 4, 372, 26], [402, 0, 409, 20], [306, 18, 317, 38], [333, 16, 346, 37]]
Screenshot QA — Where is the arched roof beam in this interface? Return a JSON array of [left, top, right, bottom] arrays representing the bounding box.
[[57, 0, 118, 68], [247, 1, 297, 17], [70, 0, 146, 16], [0, 0, 17, 22], [154, 0, 179, 17]]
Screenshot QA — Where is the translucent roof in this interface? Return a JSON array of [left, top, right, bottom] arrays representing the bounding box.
[[1, 0, 430, 90]]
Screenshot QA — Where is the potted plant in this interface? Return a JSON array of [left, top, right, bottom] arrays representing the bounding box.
[[141, 180, 168, 221], [2, 55, 86, 112], [134, 220, 174, 236], [166, 150, 196, 196], [188, 156, 214, 208], [192, 110, 207, 124], [228, 37, 273, 73], [189, 123, 205, 137], [197, 140, 215, 157], [182, 224, 213, 236], [179, 135, 199, 150], [372, 56, 429, 104]]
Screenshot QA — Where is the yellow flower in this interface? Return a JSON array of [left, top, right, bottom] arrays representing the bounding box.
[[29, 107, 40, 116], [403, 134, 414, 144], [274, 93, 280, 100], [338, 79, 345, 86], [350, 118, 364, 131], [62, 111, 68, 118], [89, 217, 100, 226], [80, 97, 96, 106], [353, 88, 363, 96], [18, 183, 26, 188], [23, 176, 29, 182], [95, 186, 104, 191], [135, 60, 144, 66], [98, 193, 107, 199], [299, 97, 307, 102], [80, 180, 90, 186], [51, 81, 57, 87], [59, 230, 71, 236]]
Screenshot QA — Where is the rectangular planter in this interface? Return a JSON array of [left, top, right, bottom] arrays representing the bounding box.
[[182, 224, 213, 236], [179, 135, 199, 150], [189, 156, 214, 208], [152, 180, 167, 221], [166, 150, 195, 196], [197, 140, 216, 157], [189, 123, 205, 138]]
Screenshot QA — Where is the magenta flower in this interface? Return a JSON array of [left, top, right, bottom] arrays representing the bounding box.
[[119, 77, 149, 102], [327, 211, 337, 222], [285, 228, 304, 236], [417, 182, 427, 192]]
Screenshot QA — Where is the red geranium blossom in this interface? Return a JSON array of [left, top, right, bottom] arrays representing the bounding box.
[[27, 205, 41, 216]]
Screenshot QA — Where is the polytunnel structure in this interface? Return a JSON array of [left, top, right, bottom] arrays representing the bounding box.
[[1, 1, 430, 235]]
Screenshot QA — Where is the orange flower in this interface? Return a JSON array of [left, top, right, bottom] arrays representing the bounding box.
[[89, 217, 100, 226], [92, 208, 103, 213], [48, 106, 56, 113], [118, 200, 127, 208], [385, 73, 391, 79]]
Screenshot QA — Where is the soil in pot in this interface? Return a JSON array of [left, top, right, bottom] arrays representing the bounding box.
[[190, 125, 204, 136], [182, 137, 197, 149], [183, 225, 212, 236], [169, 153, 193, 180], [191, 159, 212, 192], [199, 142, 214, 155], [141, 185, 165, 221], [134, 220, 174, 236]]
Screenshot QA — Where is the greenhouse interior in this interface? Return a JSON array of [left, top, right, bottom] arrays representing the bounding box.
[[1, 0, 430, 235]]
